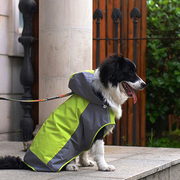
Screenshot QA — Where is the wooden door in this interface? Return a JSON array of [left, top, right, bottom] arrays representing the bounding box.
[[93, 0, 146, 146]]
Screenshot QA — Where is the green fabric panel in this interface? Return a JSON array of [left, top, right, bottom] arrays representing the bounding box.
[[109, 108, 116, 124], [30, 95, 89, 164]]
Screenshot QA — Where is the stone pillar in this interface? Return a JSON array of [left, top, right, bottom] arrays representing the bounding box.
[[39, 0, 92, 124]]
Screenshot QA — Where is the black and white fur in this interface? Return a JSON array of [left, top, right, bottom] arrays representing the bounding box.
[[0, 54, 146, 172]]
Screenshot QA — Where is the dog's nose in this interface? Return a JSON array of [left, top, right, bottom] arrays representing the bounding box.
[[141, 82, 146, 88]]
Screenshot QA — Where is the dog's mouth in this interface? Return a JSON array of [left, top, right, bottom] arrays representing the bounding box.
[[122, 82, 137, 104]]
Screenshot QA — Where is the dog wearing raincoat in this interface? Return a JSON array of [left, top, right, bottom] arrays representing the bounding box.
[[0, 54, 146, 172]]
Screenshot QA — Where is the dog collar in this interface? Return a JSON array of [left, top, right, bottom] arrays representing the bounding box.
[[94, 90, 109, 108]]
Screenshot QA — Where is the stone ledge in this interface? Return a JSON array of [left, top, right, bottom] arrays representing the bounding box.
[[0, 141, 180, 180]]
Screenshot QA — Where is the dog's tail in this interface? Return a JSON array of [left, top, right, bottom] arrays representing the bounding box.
[[0, 156, 30, 170]]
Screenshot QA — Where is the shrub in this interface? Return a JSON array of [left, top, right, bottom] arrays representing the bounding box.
[[146, 0, 180, 135]]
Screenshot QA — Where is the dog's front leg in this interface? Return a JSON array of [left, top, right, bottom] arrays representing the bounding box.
[[79, 151, 94, 167], [91, 139, 115, 171]]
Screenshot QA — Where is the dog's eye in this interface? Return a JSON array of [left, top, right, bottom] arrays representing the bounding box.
[[129, 71, 134, 75]]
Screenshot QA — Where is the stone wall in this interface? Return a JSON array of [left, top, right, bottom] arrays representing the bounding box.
[[0, 0, 23, 141]]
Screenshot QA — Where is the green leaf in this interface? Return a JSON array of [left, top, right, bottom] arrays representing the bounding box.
[[174, 70, 180, 75], [157, 78, 164, 85], [163, 73, 169, 79], [177, 76, 180, 83], [169, 86, 175, 93], [150, 116, 156, 124]]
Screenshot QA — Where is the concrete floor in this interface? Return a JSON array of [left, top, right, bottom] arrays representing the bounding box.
[[0, 141, 180, 180]]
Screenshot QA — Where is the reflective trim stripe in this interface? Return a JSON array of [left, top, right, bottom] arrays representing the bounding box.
[[24, 161, 36, 172]]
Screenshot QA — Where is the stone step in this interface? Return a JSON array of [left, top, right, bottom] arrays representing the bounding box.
[[0, 141, 180, 180]]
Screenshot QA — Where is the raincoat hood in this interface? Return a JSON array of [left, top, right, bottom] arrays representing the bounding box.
[[69, 70, 104, 105]]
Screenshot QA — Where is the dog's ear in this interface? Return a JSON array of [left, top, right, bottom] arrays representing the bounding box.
[[99, 61, 109, 88], [117, 55, 126, 68], [110, 54, 126, 70]]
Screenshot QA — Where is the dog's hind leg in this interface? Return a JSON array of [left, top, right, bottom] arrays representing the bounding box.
[[65, 159, 79, 171], [91, 139, 115, 171], [79, 151, 94, 167]]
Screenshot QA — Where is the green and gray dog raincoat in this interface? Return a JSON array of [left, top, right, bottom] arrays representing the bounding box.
[[24, 70, 116, 172]]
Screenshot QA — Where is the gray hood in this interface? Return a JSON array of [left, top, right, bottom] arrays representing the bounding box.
[[68, 71, 104, 105]]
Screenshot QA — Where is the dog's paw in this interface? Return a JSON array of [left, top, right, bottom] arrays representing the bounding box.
[[65, 164, 79, 171], [80, 160, 95, 167], [98, 164, 115, 171]]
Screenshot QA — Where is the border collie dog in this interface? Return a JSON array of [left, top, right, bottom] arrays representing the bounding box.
[[0, 54, 145, 172]]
